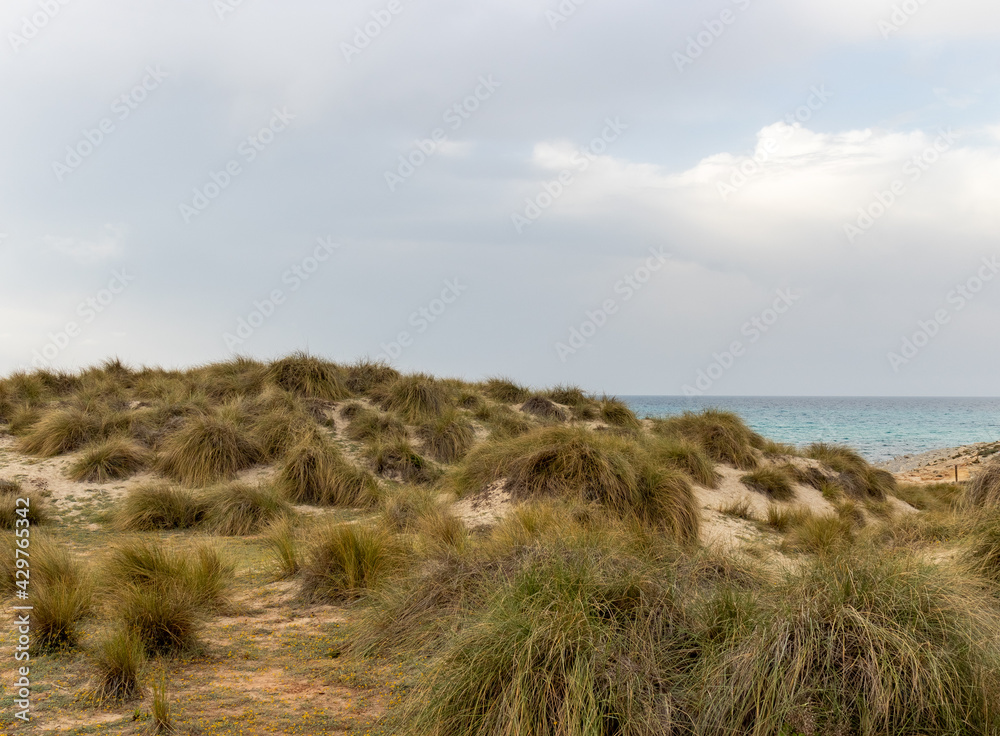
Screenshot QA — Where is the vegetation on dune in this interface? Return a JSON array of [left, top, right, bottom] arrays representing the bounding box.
[[694, 547, 1000, 735], [203, 481, 292, 535], [0, 483, 50, 529], [157, 407, 263, 486], [647, 437, 719, 488], [474, 402, 531, 439], [418, 409, 475, 462], [653, 409, 764, 470], [90, 629, 147, 703], [600, 396, 641, 429], [447, 426, 699, 540], [345, 406, 407, 444], [27, 545, 94, 653], [277, 434, 380, 507], [519, 395, 567, 421], [301, 522, 404, 603], [18, 405, 102, 456], [103, 538, 232, 654], [482, 377, 530, 403], [68, 437, 151, 482], [365, 439, 440, 484], [266, 352, 351, 400], [967, 458, 1000, 509], [114, 483, 207, 531], [376, 374, 449, 422], [741, 465, 796, 501], [806, 442, 897, 501], [344, 358, 400, 394]]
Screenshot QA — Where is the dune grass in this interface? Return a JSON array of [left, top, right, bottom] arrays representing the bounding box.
[[68, 437, 151, 482], [344, 358, 400, 394], [693, 546, 1000, 735], [447, 426, 699, 541], [301, 522, 404, 602], [653, 409, 763, 470], [519, 395, 567, 421], [263, 517, 300, 579], [365, 439, 440, 484], [29, 545, 94, 653], [104, 539, 233, 654], [90, 628, 147, 703], [157, 408, 263, 486], [266, 352, 351, 400], [895, 481, 964, 512], [203, 481, 292, 535], [418, 410, 475, 462], [482, 377, 530, 403], [741, 466, 795, 501], [474, 403, 531, 439], [806, 443, 897, 501], [18, 406, 102, 456], [345, 406, 407, 444], [647, 437, 718, 488], [967, 458, 1000, 509], [114, 483, 207, 531], [376, 374, 449, 422], [600, 396, 641, 429], [277, 435, 380, 507]]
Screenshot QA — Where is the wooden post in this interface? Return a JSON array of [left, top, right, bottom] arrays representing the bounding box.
[[955, 465, 959, 483]]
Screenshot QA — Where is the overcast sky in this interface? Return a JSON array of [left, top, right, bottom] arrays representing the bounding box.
[[1, 1, 998, 396]]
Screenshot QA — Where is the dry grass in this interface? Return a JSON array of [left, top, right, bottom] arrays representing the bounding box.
[[741, 465, 795, 501], [277, 435, 380, 506], [157, 408, 263, 486], [68, 437, 151, 482], [967, 458, 1000, 509], [266, 352, 351, 400], [301, 522, 404, 602], [653, 409, 763, 470], [418, 410, 475, 463]]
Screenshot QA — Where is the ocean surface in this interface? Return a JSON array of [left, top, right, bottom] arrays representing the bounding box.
[[621, 396, 1000, 463]]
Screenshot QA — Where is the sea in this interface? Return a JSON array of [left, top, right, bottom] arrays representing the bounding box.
[[620, 396, 1000, 464]]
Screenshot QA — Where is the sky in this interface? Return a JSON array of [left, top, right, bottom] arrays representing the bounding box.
[[1, 0, 999, 396]]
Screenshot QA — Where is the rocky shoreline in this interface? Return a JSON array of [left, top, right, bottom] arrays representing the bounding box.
[[878, 439, 1000, 483]]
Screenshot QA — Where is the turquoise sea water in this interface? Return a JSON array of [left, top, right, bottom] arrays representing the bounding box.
[[621, 397, 1000, 463]]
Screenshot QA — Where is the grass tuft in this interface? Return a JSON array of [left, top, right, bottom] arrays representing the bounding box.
[[204, 481, 292, 536], [90, 629, 147, 703], [266, 352, 350, 400], [301, 523, 403, 602], [114, 483, 206, 531], [418, 410, 475, 463], [482, 377, 530, 403], [68, 437, 150, 482], [377, 374, 448, 422], [653, 410, 762, 470], [18, 406, 101, 456], [277, 435, 380, 507], [157, 408, 263, 486], [967, 458, 1000, 509], [741, 466, 795, 501]]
